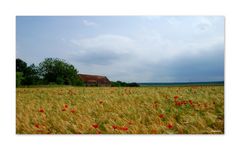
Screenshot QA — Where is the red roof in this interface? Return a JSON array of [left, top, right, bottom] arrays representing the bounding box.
[[78, 74, 111, 84]]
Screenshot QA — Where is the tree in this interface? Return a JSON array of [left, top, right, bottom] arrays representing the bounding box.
[[38, 58, 82, 85], [128, 82, 140, 87], [16, 72, 24, 87], [16, 58, 40, 85], [22, 64, 40, 85], [16, 58, 27, 72], [111, 81, 139, 87]]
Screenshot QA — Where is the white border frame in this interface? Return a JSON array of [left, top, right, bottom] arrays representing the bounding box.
[[1, 0, 240, 150]]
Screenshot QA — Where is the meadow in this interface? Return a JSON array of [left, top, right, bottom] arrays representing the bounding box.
[[16, 86, 224, 134]]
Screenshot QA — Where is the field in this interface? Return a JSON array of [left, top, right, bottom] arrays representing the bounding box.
[[16, 86, 224, 134]]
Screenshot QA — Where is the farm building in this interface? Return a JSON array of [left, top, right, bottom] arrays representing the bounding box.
[[78, 74, 111, 86]]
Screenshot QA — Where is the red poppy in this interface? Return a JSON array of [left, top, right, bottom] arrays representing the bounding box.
[[99, 101, 103, 104], [151, 129, 157, 134], [118, 127, 128, 131], [189, 100, 193, 105], [174, 96, 179, 100], [175, 101, 181, 106], [35, 124, 40, 128], [92, 124, 99, 129], [70, 109, 76, 113], [39, 108, 44, 113], [64, 104, 68, 108], [112, 125, 118, 130], [159, 114, 164, 119], [167, 123, 173, 129]]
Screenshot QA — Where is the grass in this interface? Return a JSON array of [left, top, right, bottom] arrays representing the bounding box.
[[16, 86, 224, 134]]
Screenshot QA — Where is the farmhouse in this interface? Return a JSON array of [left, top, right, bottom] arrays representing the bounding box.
[[78, 74, 111, 86]]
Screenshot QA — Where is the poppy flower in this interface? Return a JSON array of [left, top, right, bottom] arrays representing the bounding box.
[[112, 125, 118, 130], [189, 100, 193, 105], [92, 124, 99, 129], [99, 101, 103, 104], [118, 127, 128, 131], [39, 108, 44, 113], [167, 123, 173, 129], [151, 129, 157, 134], [64, 104, 68, 108], [70, 109, 76, 113], [34, 124, 40, 128], [159, 114, 164, 119], [175, 101, 181, 106], [174, 96, 179, 100]]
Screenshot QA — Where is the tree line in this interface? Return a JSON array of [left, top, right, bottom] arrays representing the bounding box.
[[16, 58, 139, 87], [16, 58, 83, 87], [111, 81, 140, 87]]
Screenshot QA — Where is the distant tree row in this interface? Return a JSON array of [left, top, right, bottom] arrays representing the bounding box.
[[16, 58, 140, 87], [111, 81, 140, 87], [16, 58, 84, 87]]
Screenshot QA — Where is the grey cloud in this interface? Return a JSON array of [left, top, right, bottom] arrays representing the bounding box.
[[145, 47, 224, 82], [70, 34, 136, 65], [70, 35, 224, 82], [72, 49, 131, 65]]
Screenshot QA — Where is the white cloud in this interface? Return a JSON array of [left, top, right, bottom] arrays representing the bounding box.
[[68, 17, 224, 82], [71, 34, 136, 55], [69, 30, 223, 66]]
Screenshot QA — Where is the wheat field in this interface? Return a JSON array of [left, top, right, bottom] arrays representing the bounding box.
[[16, 86, 224, 134]]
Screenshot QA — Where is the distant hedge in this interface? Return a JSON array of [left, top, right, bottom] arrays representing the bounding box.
[[111, 81, 140, 87]]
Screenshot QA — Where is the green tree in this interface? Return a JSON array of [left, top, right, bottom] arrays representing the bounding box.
[[128, 82, 140, 87], [16, 58, 40, 85], [38, 58, 82, 86], [16, 58, 27, 72], [22, 64, 40, 85], [16, 72, 24, 87]]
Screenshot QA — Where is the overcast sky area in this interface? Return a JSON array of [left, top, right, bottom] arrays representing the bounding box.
[[16, 16, 224, 82]]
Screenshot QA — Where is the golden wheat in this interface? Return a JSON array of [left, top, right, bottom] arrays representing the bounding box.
[[16, 86, 224, 134]]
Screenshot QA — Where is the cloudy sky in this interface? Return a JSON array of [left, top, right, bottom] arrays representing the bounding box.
[[16, 16, 224, 82]]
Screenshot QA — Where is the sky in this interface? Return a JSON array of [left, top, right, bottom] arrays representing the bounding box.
[[16, 16, 224, 82]]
